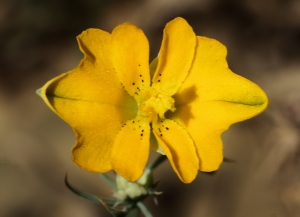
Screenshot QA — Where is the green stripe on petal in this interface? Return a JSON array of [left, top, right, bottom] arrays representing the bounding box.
[[37, 29, 137, 173], [170, 36, 268, 172]]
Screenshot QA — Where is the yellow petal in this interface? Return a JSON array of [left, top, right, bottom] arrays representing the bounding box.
[[169, 36, 268, 172], [111, 23, 150, 98], [152, 119, 199, 183], [38, 29, 137, 172], [152, 17, 196, 96], [111, 118, 150, 182]]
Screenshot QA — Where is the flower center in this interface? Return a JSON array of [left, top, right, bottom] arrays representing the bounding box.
[[137, 84, 175, 121]]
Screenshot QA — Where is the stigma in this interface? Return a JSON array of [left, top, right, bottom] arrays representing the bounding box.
[[137, 84, 175, 121]]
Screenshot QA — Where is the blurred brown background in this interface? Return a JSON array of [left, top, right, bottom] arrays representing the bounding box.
[[1, 0, 300, 216]]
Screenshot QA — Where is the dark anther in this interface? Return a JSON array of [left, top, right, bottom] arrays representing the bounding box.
[[166, 127, 169, 130]]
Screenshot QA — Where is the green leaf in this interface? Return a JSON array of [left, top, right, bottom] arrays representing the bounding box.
[[65, 175, 102, 204], [65, 175, 128, 217], [99, 173, 117, 189], [98, 199, 128, 217], [223, 157, 236, 163]]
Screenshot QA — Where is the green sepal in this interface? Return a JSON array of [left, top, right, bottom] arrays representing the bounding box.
[[151, 180, 160, 189]]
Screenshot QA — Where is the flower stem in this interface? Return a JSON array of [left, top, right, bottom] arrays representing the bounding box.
[[137, 202, 153, 217], [127, 207, 139, 217], [148, 155, 167, 170]]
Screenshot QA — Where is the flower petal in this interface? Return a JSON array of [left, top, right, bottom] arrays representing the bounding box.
[[38, 29, 137, 172], [111, 23, 150, 98], [152, 119, 199, 183], [152, 17, 196, 96], [111, 118, 150, 182], [169, 36, 268, 172]]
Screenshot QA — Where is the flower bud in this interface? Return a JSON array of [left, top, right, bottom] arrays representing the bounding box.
[[114, 169, 153, 201]]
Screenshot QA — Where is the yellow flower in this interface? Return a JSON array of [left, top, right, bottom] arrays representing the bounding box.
[[37, 17, 268, 183]]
